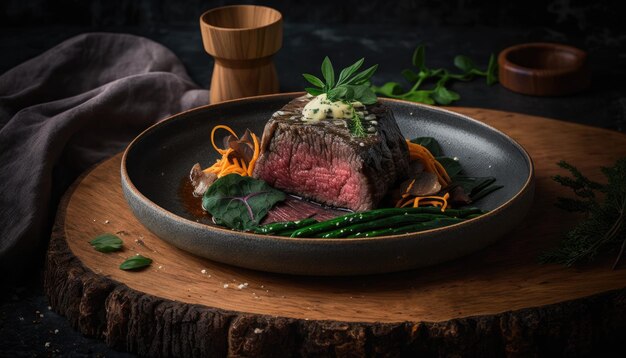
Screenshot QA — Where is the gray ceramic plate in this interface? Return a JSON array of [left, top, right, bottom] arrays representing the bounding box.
[[121, 93, 534, 276]]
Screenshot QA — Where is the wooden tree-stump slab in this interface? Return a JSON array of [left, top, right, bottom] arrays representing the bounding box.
[[45, 108, 626, 357]]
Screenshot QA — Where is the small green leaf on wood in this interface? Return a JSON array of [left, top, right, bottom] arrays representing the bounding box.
[[89, 233, 123, 253], [119, 255, 152, 271]]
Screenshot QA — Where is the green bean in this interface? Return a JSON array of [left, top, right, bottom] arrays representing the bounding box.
[[254, 218, 318, 235], [318, 214, 447, 238], [348, 217, 464, 238], [290, 207, 483, 238]]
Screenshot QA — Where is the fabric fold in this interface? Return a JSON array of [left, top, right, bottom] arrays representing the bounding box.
[[0, 32, 208, 277]]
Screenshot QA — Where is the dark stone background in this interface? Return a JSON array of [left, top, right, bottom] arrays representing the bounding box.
[[1, 1, 625, 356]]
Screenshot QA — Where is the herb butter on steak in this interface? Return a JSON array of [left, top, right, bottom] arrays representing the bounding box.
[[252, 95, 409, 211]]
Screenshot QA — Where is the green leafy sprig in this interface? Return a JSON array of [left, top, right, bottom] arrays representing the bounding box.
[[303, 57, 378, 105], [540, 158, 626, 268], [372, 45, 498, 105]]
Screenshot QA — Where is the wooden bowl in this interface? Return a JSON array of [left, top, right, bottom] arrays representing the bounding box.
[[199, 5, 282, 103], [498, 43, 590, 96]]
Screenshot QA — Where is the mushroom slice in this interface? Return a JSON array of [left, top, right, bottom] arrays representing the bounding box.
[[189, 163, 217, 197]]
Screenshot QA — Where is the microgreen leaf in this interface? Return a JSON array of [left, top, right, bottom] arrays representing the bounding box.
[[486, 54, 498, 86], [302, 73, 325, 88], [372, 82, 404, 97], [119, 255, 152, 271], [373, 45, 498, 106], [321, 57, 335, 89], [432, 86, 460, 105], [401, 69, 420, 83], [89, 233, 123, 253], [202, 174, 286, 231], [401, 90, 435, 104], [454, 55, 476, 73], [337, 58, 364, 86], [412, 45, 426, 70]]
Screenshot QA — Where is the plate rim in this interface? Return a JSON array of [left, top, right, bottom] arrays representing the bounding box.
[[121, 92, 535, 243]]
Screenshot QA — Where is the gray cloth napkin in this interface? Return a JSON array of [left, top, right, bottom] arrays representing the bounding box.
[[0, 33, 208, 276]]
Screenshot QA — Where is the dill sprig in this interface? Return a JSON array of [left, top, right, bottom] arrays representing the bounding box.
[[539, 158, 626, 269]]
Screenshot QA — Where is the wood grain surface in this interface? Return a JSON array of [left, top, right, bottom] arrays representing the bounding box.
[[45, 107, 626, 357]]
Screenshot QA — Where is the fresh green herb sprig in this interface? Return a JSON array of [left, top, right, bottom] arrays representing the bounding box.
[[303, 57, 378, 105], [540, 158, 626, 268], [372, 45, 498, 105]]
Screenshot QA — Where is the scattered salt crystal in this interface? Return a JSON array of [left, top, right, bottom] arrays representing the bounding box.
[[39, 314, 44, 318], [44, 342, 50, 348], [47, 306, 52, 310], [237, 284, 246, 289], [104, 220, 110, 224], [254, 328, 263, 334], [409, 112, 414, 116], [223, 284, 229, 288], [201, 269, 207, 274], [18, 316, 24, 321], [158, 265, 163, 269], [208, 275, 211, 277], [359, 142, 365, 147], [488, 165, 492, 168], [54, 329, 59, 334], [36, 310, 40, 314], [453, 157, 459, 161], [261, 285, 264, 288]]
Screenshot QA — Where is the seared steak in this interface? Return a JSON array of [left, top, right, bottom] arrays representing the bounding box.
[[253, 95, 409, 211]]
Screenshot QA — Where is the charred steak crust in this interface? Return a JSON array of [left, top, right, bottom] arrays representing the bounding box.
[[253, 95, 409, 211]]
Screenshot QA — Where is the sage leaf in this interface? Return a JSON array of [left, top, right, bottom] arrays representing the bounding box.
[[337, 58, 364, 86], [202, 174, 286, 231], [321, 56, 335, 89], [346, 64, 378, 86], [302, 73, 325, 88], [305, 87, 324, 96], [119, 255, 152, 271], [89, 233, 123, 253], [357, 87, 378, 105]]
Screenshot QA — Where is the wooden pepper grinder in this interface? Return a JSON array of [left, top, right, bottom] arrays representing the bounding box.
[[200, 5, 282, 103]]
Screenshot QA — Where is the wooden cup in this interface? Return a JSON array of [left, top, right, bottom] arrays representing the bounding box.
[[200, 5, 283, 103], [498, 43, 590, 96]]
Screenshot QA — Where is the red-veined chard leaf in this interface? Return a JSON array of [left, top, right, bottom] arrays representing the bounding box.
[[202, 174, 286, 231]]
